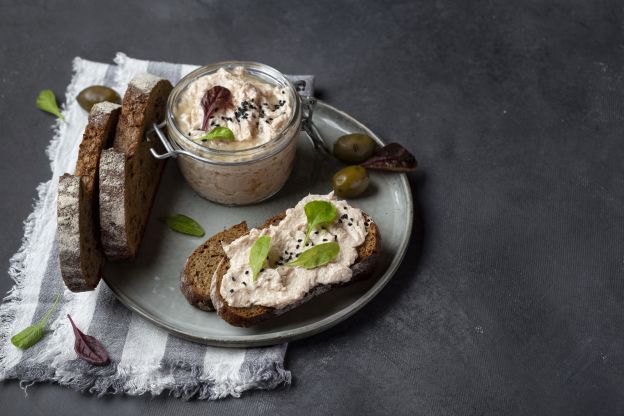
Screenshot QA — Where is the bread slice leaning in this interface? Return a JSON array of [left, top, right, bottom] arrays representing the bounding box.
[[57, 102, 121, 291], [209, 212, 380, 327], [99, 73, 173, 260]]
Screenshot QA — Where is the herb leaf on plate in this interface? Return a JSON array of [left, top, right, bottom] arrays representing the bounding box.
[[11, 293, 61, 349], [36, 89, 65, 121], [304, 200, 337, 243], [67, 314, 110, 366], [249, 235, 272, 281], [160, 214, 205, 237], [287, 242, 340, 269], [198, 126, 236, 142]]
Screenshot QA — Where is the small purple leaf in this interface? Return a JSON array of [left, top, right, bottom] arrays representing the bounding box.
[[200, 86, 232, 130], [67, 314, 110, 366], [361, 143, 417, 172]]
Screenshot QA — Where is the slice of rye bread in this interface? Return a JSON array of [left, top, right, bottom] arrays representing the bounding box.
[[57, 102, 121, 291], [210, 212, 380, 327], [180, 222, 250, 311], [180, 215, 287, 311], [99, 74, 173, 260]]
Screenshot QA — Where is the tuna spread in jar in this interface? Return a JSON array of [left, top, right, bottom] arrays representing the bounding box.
[[165, 62, 302, 205], [173, 66, 293, 151]]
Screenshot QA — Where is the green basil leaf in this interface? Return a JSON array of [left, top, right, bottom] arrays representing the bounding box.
[[36, 89, 65, 121], [11, 324, 44, 350], [304, 200, 337, 243], [249, 235, 272, 281], [197, 126, 235, 142], [160, 214, 205, 237], [286, 242, 340, 269], [11, 293, 61, 350]]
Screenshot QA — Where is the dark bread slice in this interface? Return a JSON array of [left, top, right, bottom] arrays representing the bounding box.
[[180, 222, 249, 311], [57, 102, 121, 291], [210, 212, 380, 327], [99, 74, 173, 260], [180, 215, 287, 311]]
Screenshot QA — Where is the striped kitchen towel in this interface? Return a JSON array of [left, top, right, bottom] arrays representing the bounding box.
[[0, 53, 313, 399]]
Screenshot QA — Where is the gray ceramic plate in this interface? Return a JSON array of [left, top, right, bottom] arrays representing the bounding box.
[[103, 101, 413, 347]]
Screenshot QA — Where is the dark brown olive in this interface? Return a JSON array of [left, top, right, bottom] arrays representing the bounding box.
[[332, 165, 369, 198], [333, 134, 377, 164], [76, 86, 121, 112]]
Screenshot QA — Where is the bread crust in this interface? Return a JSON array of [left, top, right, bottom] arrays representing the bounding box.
[[208, 212, 380, 327]]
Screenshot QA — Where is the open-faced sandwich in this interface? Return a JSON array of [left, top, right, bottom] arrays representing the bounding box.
[[181, 192, 380, 326]]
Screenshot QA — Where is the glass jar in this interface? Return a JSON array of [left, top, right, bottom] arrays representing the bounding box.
[[157, 62, 302, 205]]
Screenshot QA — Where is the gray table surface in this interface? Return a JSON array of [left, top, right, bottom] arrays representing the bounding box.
[[2, 0, 623, 415]]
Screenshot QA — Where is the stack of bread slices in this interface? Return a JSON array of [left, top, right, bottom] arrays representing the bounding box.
[[58, 74, 173, 292]]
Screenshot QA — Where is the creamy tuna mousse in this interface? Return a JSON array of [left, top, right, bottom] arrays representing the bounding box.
[[174, 66, 292, 150], [168, 64, 300, 205], [220, 193, 369, 309]]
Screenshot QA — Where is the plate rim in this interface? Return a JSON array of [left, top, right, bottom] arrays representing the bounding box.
[[103, 100, 413, 347]]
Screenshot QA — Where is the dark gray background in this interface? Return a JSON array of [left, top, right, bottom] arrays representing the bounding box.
[[1, 0, 623, 414]]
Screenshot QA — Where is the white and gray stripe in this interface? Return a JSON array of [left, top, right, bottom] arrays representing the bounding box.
[[0, 53, 307, 399]]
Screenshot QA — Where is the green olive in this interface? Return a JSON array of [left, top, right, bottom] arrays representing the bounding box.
[[332, 165, 369, 198], [333, 134, 377, 164], [76, 86, 121, 112]]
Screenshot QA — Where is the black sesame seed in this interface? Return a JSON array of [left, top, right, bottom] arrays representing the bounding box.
[[341, 214, 348, 219], [296, 253, 300, 258], [297, 239, 302, 242], [350, 218, 354, 222], [348, 223, 353, 226], [314, 231, 319, 235], [229, 289, 234, 293], [260, 268, 265, 272], [334, 235, 338, 241], [245, 270, 249, 275], [232, 276, 236, 281], [242, 282, 247, 286], [343, 206, 348, 210], [296, 245, 300, 249], [306, 243, 310, 247], [323, 238, 327, 242]]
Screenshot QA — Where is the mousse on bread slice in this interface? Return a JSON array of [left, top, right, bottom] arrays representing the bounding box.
[[188, 192, 380, 326]]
